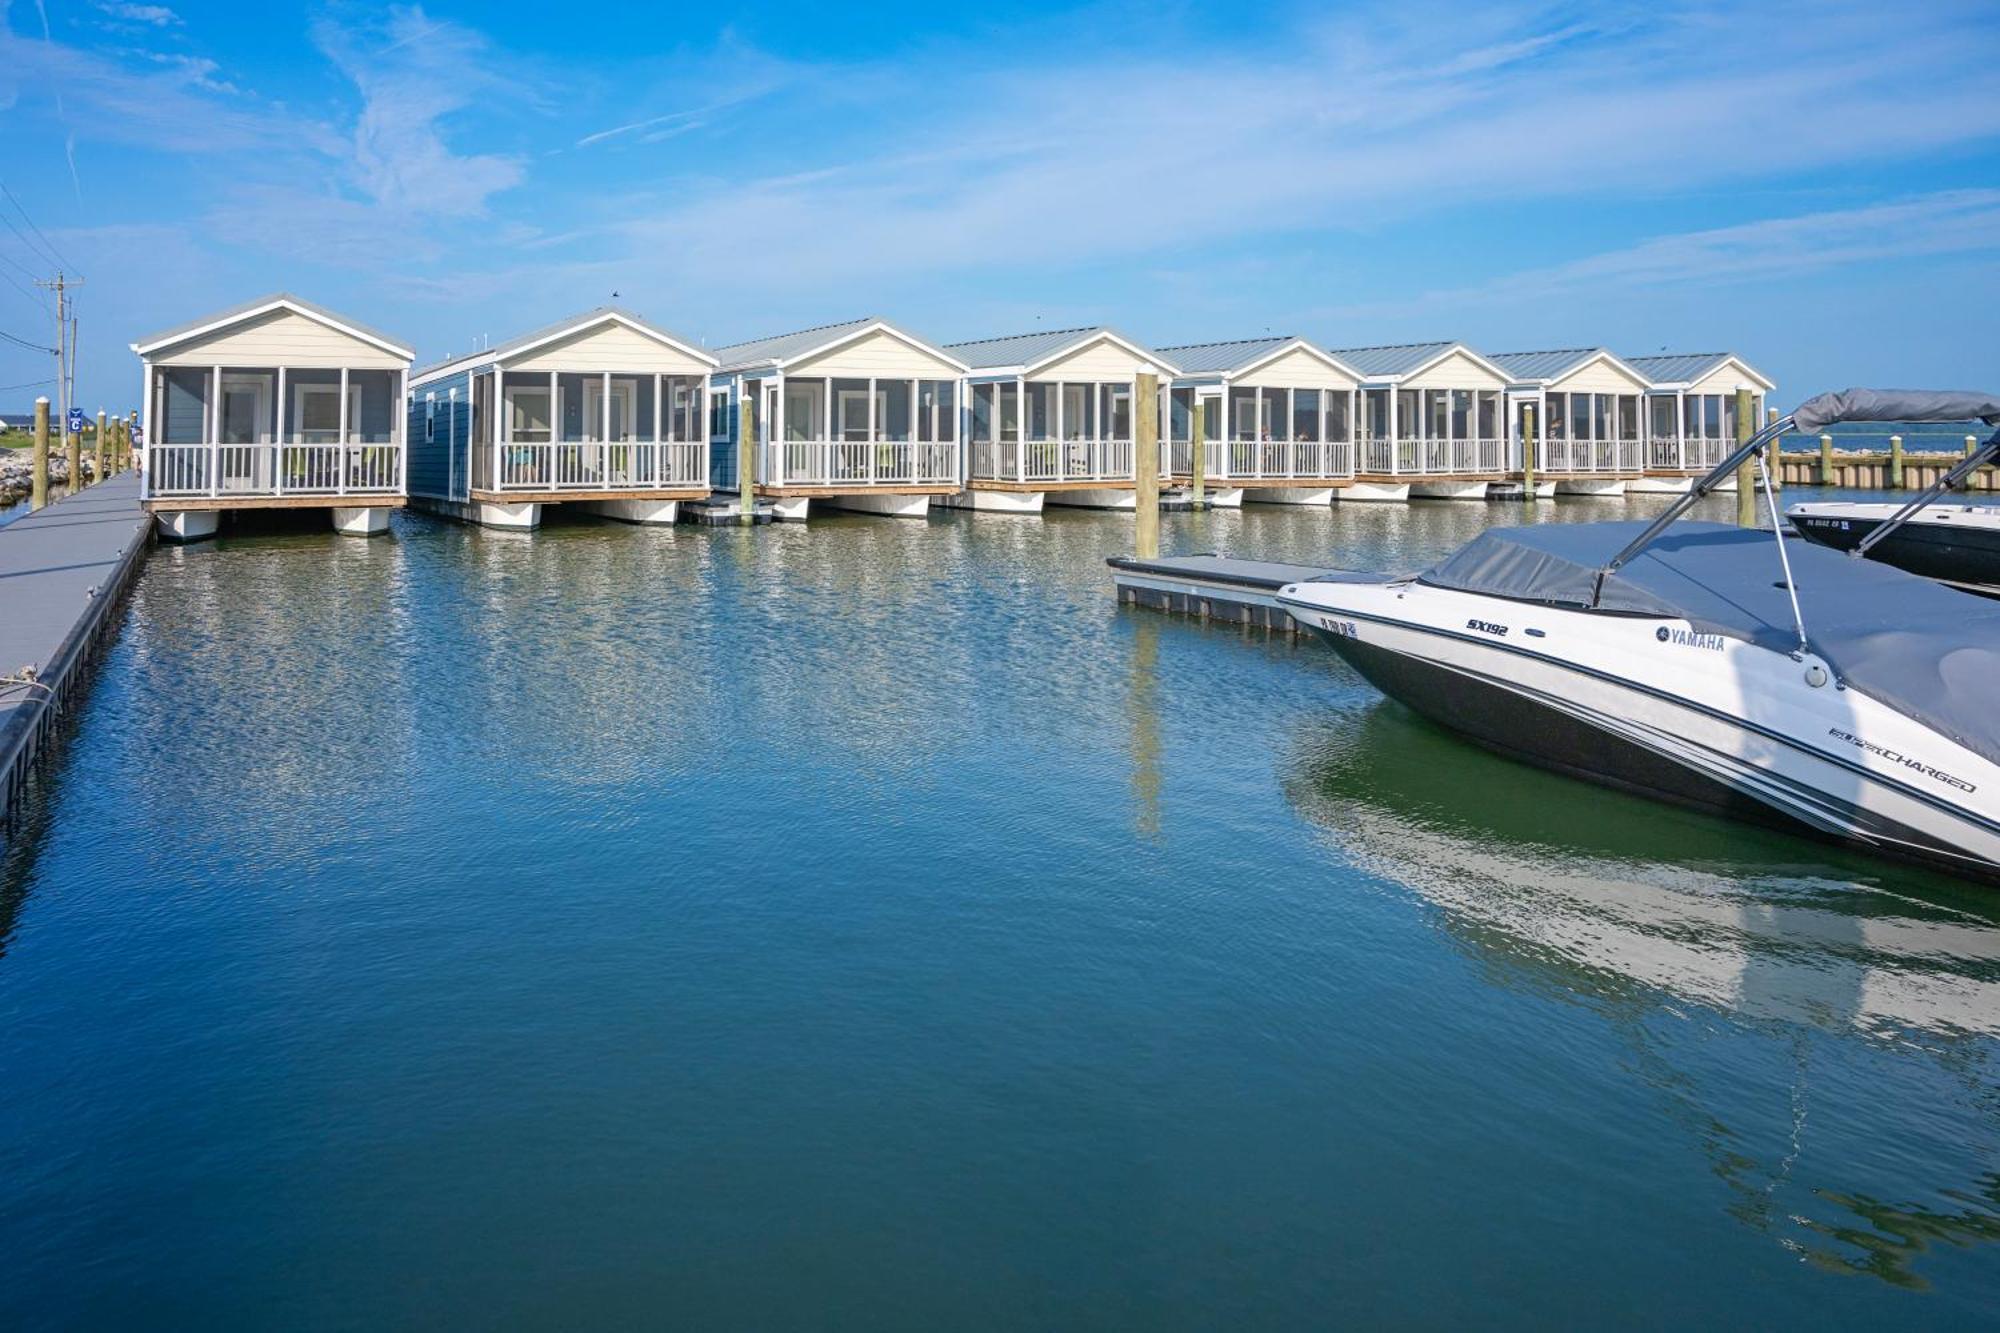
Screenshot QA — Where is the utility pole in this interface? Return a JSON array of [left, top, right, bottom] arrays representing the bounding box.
[[34, 272, 83, 481]]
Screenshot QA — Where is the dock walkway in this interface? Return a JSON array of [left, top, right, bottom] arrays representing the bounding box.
[[1108, 553, 1341, 635], [0, 473, 151, 824]]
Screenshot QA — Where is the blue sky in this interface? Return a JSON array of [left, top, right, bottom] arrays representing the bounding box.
[[1, 0, 1997, 412]]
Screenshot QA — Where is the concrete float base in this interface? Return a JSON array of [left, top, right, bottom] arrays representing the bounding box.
[[1409, 479, 1493, 501], [411, 495, 542, 529], [1336, 482, 1412, 503], [1710, 475, 1739, 492], [938, 488, 1046, 514], [1555, 478, 1627, 497], [574, 497, 679, 525], [1194, 486, 1245, 509], [822, 492, 932, 519], [1245, 486, 1332, 507], [1625, 476, 1694, 495], [155, 509, 220, 543], [1045, 488, 1137, 511], [330, 505, 392, 536], [680, 496, 774, 526], [1488, 480, 1557, 500]]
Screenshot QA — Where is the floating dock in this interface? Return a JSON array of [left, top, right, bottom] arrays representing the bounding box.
[[1108, 553, 1333, 635], [0, 473, 152, 825]]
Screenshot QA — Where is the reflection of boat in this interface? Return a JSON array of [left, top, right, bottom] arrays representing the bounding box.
[[1788, 501, 2000, 597], [1287, 709, 2000, 1038], [1284, 715, 2000, 1286], [1279, 390, 2000, 885]]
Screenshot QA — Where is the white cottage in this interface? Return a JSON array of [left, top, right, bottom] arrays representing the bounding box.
[[708, 318, 966, 521], [1626, 353, 1776, 486], [947, 327, 1180, 512], [131, 294, 413, 540], [1154, 338, 1362, 507], [1489, 348, 1655, 496], [1328, 341, 1515, 500], [405, 308, 717, 530]]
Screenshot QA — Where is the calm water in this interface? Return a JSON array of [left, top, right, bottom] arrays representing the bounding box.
[[3, 489, 1997, 1328]]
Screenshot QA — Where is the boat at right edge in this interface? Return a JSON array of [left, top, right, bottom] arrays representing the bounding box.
[[1279, 389, 2000, 886]]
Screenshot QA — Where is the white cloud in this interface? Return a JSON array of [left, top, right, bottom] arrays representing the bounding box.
[[96, 2, 179, 26]]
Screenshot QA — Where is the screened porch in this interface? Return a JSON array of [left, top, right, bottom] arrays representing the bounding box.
[[145, 364, 404, 499], [1167, 386, 1354, 481], [1536, 391, 1644, 474], [480, 370, 707, 492], [1358, 388, 1507, 476], [743, 375, 960, 489], [967, 379, 1136, 484]]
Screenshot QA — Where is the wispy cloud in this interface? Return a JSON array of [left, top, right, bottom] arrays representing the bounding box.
[[95, 2, 179, 26]]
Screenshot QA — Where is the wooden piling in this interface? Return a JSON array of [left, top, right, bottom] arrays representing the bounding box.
[[1818, 434, 1833, 485], [1734, 388, 1754, 527], [94, 410, 107, 487], [1134, 369, 1161, 560], [30, 396, 49, 510], [1521, 405, 1536, 498], [1190, 399, 1206, 508], [738, 389, 757, 526], [1889, 435, 1904, 489]]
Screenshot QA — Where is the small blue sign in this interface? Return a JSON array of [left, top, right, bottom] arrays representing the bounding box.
[[66, 408, 85, 434]]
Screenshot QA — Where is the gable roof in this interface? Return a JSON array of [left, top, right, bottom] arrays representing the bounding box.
[[711, 317, 967, 375], [412, 307, 715, 383], [1325, 340, 1512, 383], [1624, 352, 1775, 391], [131, 293, 413, 360], [1488, 347, 1648, 386], [945, 325, 1180, 377], [1156, 336, 1361, 380]]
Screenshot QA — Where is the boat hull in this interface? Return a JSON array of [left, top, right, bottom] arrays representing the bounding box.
[[1281, 578, 2000, 885], [1789, 502, 2000, 596]]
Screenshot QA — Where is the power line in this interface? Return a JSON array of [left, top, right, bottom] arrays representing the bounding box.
[[0, 378, 56, 393], [0, 327, 58, 353], [0, 179, 74, 274]]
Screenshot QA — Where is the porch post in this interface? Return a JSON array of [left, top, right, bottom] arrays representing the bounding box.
[[397, 368, 409, 494], [867, 376, 877, 485], [823, 378, 833, 484], [1676, 393, 1687, 469], [210, 364, 221, 497], [275, 367, 287, 489], [601, 370, 612, 484], [1386, 385, 1398, 475], [1016, 377, 1026, 483], [337, 367, 350, 496], [653, 373, 663, 486]]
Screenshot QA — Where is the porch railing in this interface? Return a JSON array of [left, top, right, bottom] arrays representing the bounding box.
[[1646, 437, 1685, 470], [1162, 439, 1357, 480], [970, 439, 1134, 484], [767, 439, 958, 488], [1358, 437, 1506, 476], [1533, 437, 1645, 474], [495, 440, 706, 491], [145, 442, 403, 499]]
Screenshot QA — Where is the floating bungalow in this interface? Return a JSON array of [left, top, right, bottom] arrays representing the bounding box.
[[1153, 338, 1362, 507], [946, 327, 1181, 512], [707, 318, 966, 521], [1327, 342, 1515, 501], [1625, 353, 1776, 491], [404, 308, 716, 530], [132, 294, 413, 541], [1489, 348, 1653, 496]]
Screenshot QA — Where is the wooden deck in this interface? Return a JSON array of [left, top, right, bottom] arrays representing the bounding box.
[[142, 494, 403, 512]]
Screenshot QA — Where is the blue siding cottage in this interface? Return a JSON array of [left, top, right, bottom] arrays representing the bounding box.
[[406, 308, 717, 530]]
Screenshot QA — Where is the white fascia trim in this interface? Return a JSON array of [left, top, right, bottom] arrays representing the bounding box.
[[1226, 338, 1362, 384], [777, 320, 972, 374], [498, 311, 721, 369], [1020, 329, 1182, 379], [132, 298, 415, 361]]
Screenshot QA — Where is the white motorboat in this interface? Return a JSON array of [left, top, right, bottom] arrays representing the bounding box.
[[1279, 389, 2000, 885]]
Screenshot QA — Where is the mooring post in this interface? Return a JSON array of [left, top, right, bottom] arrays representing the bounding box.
[[112, 419, 124, 475], [127, 411, 138, 478], [738, 388, 757, 526], [1889, 434, 1905, 489], [1134, 368, 1161, 559], [94, 409, 107, 487], [1521, 404, 1536, 499], [30, 396, 49, 510], [1190, 399, 1206, 509], [1734, 388, 1755, 527], [1818, 434, 1833, 485]]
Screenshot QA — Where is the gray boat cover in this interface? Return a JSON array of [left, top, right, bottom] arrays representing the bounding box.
[[1792, 388, 2000, 433], [1417, 520, 2000, 768]]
